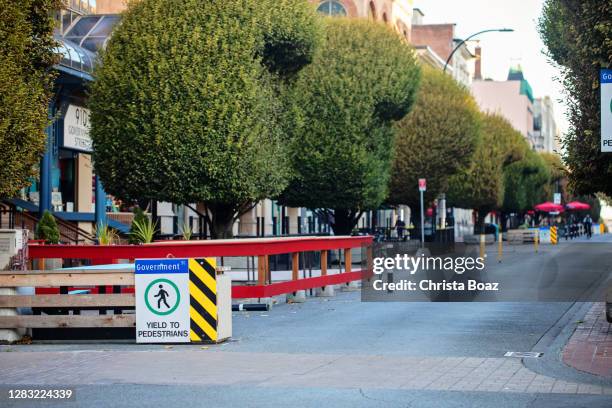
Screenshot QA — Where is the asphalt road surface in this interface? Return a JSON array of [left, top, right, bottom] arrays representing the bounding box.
[[1, 236, 611, 408]]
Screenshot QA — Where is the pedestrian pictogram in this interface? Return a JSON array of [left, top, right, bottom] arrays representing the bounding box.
[[144, 278, 180, 316], [155, 285, 170, 309]]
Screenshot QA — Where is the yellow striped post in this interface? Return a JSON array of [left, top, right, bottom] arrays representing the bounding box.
[[497, 231, 503, 263], [188, 258, 218, 343], [479, 234, 485, 259], [534, 230, 539, 252], [550, 226, 557, 245]]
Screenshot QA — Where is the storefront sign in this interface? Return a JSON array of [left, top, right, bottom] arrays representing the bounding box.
[[63, 104, 92, 153]]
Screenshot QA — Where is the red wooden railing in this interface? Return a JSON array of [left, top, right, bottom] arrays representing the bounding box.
[[28, 236, 373, 298]]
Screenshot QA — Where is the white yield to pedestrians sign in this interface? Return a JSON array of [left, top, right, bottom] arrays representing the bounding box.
[[601, 69, 612, 152], [135, 259, 190, 343]]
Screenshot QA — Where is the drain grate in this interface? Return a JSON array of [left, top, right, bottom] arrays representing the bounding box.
[[504, 351, 543, 358]]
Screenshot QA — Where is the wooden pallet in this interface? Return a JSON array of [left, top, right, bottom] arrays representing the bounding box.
[[506, 229, 537, 244], [0, 269, 135, 329]]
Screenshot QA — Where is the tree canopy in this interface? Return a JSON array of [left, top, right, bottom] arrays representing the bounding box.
[[89, 0, 322, 238], [388, 65, 481, 210], [278, 18, 421, 234], [540, 152, 567, 202], [502, 149, 551, 214], [0, 0, 59, 198], [447, 113, 528, 230], [570, 194, 601, 222], [538, 0, 612, 195]]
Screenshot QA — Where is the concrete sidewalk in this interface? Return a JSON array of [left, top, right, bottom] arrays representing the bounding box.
[[0, 348, 611, 395], [563, 303, 612, 377]]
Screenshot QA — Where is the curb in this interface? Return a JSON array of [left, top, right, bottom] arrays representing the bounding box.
[[523, 301, 612, 387]]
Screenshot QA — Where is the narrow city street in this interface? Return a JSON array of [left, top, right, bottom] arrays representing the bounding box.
[[1, 0, 610, 407], [2, 237, 610, 407]]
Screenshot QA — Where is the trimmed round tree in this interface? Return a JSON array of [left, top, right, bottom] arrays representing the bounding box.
[[0, 0, 59, 198], [502, 150, 551, 215], [279, 18, 421, 234], [387, 65, 481, 226], [89, 0, 321, 238], [540, 152, 567, 202], [447, 113, 528, 233]]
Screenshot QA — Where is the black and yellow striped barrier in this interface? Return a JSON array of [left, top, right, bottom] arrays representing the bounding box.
[[550, 226, 558, 245], [188, 258, 219, 343]]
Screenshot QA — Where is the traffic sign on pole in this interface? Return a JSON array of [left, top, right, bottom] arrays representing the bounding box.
[[418, 178, 426, 192], [418, 178, 426, 246], [136, 258, 191, 343]]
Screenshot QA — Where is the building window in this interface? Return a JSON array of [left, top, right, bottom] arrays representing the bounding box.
[[317, 1, 347, 17]]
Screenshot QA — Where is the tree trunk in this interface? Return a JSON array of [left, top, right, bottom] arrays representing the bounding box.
[[331, 208, 360, 235], [206, 203, 237, 239], [474, 209, 487, 235], [500, 212, 508, 233]]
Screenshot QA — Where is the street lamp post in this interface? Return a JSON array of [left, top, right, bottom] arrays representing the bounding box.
[[443, 28, 514, 73]]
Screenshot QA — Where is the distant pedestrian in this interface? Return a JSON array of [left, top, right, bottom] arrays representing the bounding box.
[[395, 219, 406, 240], [583, 214, 593, 239]]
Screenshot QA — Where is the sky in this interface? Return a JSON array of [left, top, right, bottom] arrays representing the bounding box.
[[412, 0, 568, 133]]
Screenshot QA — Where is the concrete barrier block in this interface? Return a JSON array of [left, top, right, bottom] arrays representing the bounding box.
[[286, 290, 306, 303], [342, 280, 360, 291], [315, 285, 335, 297]]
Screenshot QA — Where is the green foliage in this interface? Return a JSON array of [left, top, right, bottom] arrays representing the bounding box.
[[130, 217, 158, 244], [538, 0, 612, 195], [181, 223, 193, 241], [0, 0, 60, 198], [128, 207, 149, 244], [388, 65, 481, 209], [89, 0, 321, 238], [502, 150, 551, 213], [279, 19, 421, 234], [259, 0, 323, 78], [448, 114, 528, 213], [540, 152, 567, 202], [36, 210, 60, 244], [96, 223, 119, 246], [540, 153, 566, 183], [571, 194, 601, 221]]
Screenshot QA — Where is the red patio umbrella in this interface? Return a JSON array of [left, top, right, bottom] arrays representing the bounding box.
[[534, 202, 564, 213], [565, 201, 590, 211]]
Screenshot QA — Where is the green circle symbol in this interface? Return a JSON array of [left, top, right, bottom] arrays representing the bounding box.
[[144, 278, 180, 316]]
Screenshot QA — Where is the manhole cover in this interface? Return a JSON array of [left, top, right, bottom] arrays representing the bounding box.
[[504, 351, 543, 358]]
